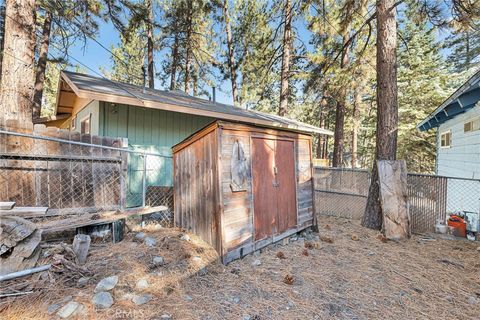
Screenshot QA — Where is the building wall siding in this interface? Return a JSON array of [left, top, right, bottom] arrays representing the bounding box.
[[99, 102, 214, 205], [437, 104, 480, 179], [72, 100, 100, 135]]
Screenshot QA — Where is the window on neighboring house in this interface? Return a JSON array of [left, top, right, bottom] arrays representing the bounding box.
[[440, 131, 451, 148], [80, 114, 91, 134], [70, 116, 76, 131], [464, 118, 480, 133]]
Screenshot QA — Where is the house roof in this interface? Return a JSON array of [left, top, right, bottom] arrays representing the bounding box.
[[417, 68, 480, 131], [50, 70, 333, 136]]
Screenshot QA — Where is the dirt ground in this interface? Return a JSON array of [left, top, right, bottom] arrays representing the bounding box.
[[1, 215, 480, 320]]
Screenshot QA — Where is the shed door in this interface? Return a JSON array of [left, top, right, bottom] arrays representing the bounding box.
[[252, 138, 297, 240]]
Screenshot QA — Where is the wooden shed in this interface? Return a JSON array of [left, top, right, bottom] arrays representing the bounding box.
[[172, 120, 316, 263]]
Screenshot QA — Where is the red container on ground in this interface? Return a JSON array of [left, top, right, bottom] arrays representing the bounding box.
[[447, 215, 467, 238]]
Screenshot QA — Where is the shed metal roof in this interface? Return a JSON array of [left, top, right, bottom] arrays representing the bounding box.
[[417, 68, 480, 131], [56, 70, 333, 135]]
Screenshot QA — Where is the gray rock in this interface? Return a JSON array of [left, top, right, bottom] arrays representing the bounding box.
[[290, 236, 298, 242], [56, 301, 80, 319], [184, 295, 193, 302], [243, 315, 252, 320], [180, 234, 191, 241], [77, 277, 90, 287], [232, 296, 241, 304], [153, 256, 164, 266], [144, 237, 157, 247], [136, 278, 149, 290], [159, 315, 172, 320], [198, 267, 207, 276], [47, 303, 62, 315], [73, 304, 87, 317], [192, 256, 202, 262], [135, 232, 146, 240], [94, 275, 119, 293], [92, 292, 114, 309], [468, 296, 477, 305], [445, 295, 454, 302], [368, 251, 375, 256], [132, 294, 153, 305], [286, 300, 295, 310], [252, 259, 262, 266]]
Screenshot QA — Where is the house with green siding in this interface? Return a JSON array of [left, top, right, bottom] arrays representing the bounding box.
[[39, 71, 332, 206]]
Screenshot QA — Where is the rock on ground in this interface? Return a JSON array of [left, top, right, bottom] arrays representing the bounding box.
[[144, 237, 157, 247], [136, 278, 149, 290], [56, 301, 80, 319], [94, 275, 119, 293], [92, 292, 114, 309], [153, 256, 164, 266], [132, 294, 153, 305]]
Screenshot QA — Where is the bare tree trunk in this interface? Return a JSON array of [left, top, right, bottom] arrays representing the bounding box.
[[32, 10, 52, 120], [0, 0, 36, 128], [332, 35, 349, 167], [169, 33, 178, 90], [278, 0, 292, 117], [146, 0, 154, 89], [0, 5, 6, 87], [184, 2, 192, 94], [316, 96, 328, 159], [351, 87, 361, 168], [362, 0, 398, 230], [223, 0, 238, 106]]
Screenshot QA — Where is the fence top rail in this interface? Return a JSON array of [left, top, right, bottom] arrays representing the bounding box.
[[313, 166, 371, 173], [0, 129, 172, 158], [407, 172, 480, 182]]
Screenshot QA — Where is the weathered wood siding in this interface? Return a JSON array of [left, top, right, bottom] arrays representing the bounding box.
[[219, 128, 253, 251], [437, 104, 480, 179], [219, 123, 314, 255], [174, 128, 221, 252]]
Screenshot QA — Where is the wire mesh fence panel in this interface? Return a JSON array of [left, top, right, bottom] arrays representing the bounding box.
[[314, 167, 370, 219], [0, 128, 175, 224]]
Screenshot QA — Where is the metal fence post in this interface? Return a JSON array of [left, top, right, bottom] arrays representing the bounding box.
[[142, 152, 147, 207]]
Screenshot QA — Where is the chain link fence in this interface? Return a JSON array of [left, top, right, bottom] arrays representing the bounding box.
[[0, 128, 174, 226], [314, 167, 480, 234]]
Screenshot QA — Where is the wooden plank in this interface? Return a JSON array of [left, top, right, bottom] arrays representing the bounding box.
[[0, 207, 49, 218], [40, 206, 168, 234], [0, 202, 15, 210]]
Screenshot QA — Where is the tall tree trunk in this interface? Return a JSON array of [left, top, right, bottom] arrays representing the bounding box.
[[223, 0, 238, 106], [0, 5, 6, 87], [146, 0, 154, 89], [184, 2, 192, 94], [0, 0, 36, 128], [351, 87, 361, 168], [316, 96, 328, 159], [278, 0, 292, 116], [32, 10, 52, 120], [362, 0, 398, 230], [169, 33, 179, 90], [332, 35, 350, 167]]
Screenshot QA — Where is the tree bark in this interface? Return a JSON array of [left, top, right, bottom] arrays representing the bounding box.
[[32, 10, 52, 120], [146, 0, 154, 89], [351, 87, 361, 168], [332, 35, 349, 167], [0, 5, 6, 87], [184, 2, 192, 94], [0, 0, 36, 128], [169, 33, 179, 90], [223, 0, 238, 106], [278, 0, 292, 117], [316, 96, 328, 159], [362, 0, 398, 230]]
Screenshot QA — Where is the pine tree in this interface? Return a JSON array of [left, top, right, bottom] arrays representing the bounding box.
[[396, 10, 451, 173], [445, 25, 480, 73]]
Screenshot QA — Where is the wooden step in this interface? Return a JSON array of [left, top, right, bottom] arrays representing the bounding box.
[[0, 207, 48, 218], [0, 202, 15, 210]]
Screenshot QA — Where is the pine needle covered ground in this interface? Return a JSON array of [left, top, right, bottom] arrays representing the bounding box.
[[1, 216, 479, 319]]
